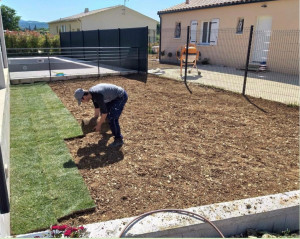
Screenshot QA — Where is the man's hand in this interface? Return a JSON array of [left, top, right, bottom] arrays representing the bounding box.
[[94, 123, 102, 132], [94, 113, 107, 133]]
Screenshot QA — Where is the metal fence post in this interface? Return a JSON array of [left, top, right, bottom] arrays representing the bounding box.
[[118, 28, 121, 68], [242, 25, 254, 95], [145, 26, 149, 75], [184, 26, 192, 94], [97, 48, 100, 78], [137, 47, 140, 73], [48, 51, 52, 80], [82, 31, 85, 60]]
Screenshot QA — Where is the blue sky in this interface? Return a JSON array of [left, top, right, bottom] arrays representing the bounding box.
[[1, 0, 184, 22]]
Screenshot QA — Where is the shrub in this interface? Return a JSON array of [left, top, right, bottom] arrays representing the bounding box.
[[16, 31, 28, 48], [4, 30, 60, 49], [28, 31, 40, 48], [4, 31, 17, 48], [50, 34, 60, 48]]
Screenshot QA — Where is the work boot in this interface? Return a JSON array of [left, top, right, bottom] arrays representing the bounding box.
[[108, 138, 124, 147]]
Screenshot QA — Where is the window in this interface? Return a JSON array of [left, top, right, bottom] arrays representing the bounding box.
[[200, 19, 219, 45], [236, 18, 244, 34], [60, 25, 66, 32], [201, 21, 211, 44], [174, 22, 181, 38], [56, 26, 59, 34], [190, 20, 198, 43]]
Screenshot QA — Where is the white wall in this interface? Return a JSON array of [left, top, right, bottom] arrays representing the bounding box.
[[0, 69, 10, 238], [0, 7, 10, 237]]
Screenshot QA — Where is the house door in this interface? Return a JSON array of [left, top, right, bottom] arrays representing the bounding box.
[[190, 21, 197, 44], [252, 16, 272, 63]]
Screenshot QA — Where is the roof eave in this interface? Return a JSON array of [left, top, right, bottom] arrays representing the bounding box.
[[48, 17, 82, 24], [48, 5, 125, 24], [158, 0, 276, 15]]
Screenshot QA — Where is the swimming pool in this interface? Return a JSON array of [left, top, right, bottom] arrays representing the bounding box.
[[8, 56, 95, 72]]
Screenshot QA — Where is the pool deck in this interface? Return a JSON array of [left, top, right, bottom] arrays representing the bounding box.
[[9, 57, 137, 84], [9, 64, 137, 84]]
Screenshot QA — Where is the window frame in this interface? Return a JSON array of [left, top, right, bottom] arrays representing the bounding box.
[[236, 18, 244, 34], [200, 21, 212, 45], [174, 22, 181, 39], [199, 19, 219, 46], [60, 24, 66, 32]]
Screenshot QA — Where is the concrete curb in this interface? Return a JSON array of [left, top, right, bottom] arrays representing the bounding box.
[[10, 71, 137, 85], [17, 190, 299, 238]]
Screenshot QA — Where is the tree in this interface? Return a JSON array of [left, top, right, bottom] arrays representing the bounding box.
[[156, 23, 160, 33], [1, 5, 20, 30]]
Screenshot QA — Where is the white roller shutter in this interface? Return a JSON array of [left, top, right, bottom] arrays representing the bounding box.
[[210, 18, 219, 45], [190, 20, 197, 44]]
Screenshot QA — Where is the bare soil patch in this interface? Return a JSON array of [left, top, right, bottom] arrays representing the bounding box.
[[49, 74, 299, 226], [148, 54, 179, 70]]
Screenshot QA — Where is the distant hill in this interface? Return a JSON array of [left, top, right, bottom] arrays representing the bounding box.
[[19, 20, 49, 30]]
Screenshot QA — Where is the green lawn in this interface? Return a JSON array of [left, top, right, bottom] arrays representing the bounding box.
[[10, 83, 95, 235]]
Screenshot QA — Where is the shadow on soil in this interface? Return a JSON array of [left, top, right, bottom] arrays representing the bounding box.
[[125, 73, 147, 83], [58, 207, 96, 223], [243, 95, 268, 113], [74, 134, 124, 169]]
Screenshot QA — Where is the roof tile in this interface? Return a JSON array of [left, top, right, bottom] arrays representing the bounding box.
[[158, 0, 274, 14], [48, 5, 121, 23]]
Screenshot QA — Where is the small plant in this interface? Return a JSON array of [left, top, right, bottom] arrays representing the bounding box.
[[160, 50, 165, 56], [50, 225, 88, 238], [281, 228, 291, 237], [287, 102, 299, 108], [201, 58, 210, 65], [167, 52, 173, 57]]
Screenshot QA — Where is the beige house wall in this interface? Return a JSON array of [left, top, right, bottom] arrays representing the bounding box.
[[49, 20, 80, 35], [160, 0, 299, 74], [81, 7, 157, 42], [49, 6, 158, 42], [81, 7, 157, 31]]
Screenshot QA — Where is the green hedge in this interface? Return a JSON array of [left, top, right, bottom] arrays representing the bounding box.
[[5, 31, 60, 49]]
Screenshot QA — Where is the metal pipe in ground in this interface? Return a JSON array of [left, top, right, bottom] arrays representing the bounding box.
[[242, 25, 254, 95]]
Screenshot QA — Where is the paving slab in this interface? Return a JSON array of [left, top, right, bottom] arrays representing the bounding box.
[[149, 65, 299, 105], [9, 61, 137, 85]]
